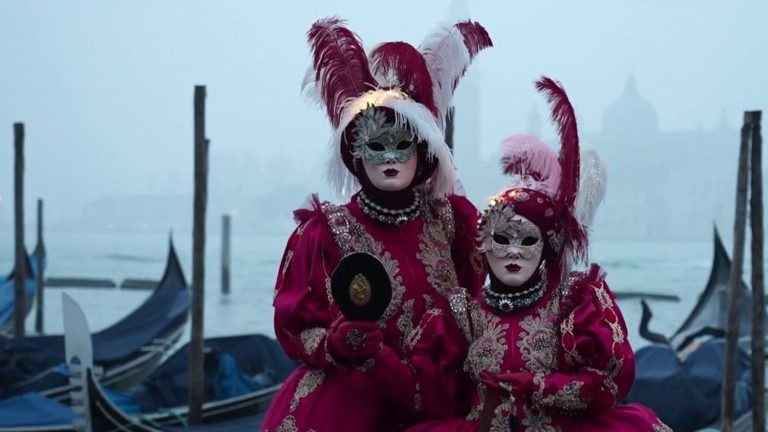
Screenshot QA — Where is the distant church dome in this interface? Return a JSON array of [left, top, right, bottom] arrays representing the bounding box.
[[602, 75, 658, 136]]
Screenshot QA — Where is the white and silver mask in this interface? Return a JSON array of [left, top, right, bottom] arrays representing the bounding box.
[[479, 203, 544, 260], [351, 106, 416, 165]]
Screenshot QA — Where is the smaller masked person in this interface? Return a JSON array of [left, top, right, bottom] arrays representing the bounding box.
[[406, 77, 669, 432], [260, 17, 491, 432]]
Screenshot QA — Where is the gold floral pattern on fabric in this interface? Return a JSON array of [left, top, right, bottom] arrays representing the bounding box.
[[448, 287, 472, 342], [488, 397, 516, 432], [537, 381, 588, 412], [397, 299, 416, 352], [652, 421, 673, 432], [521, 403, 557, 432], [320, 202, 406, 325], [593, 282, 626, 398], [517, 296, 560, 375], [289, 369, 326, 412], [405, 308, 442, 350], [275, 415, 297, 432], [299, 327, 325, 356], [560, 311, 583, 366], [465, 306, 509, 378], [416, 197, 459, 296]]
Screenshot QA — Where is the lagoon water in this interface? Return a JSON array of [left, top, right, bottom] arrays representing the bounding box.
[[1, 227, 722, 352]]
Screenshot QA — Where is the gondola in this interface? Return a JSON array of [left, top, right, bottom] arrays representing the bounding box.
[[626, 227, 755, 431], [0, 334, 297, 432], [0, 239, 190, 403], [0, 293, 295, 431]]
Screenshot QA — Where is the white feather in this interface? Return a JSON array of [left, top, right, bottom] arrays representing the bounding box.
[[418, 23, 471, 133], [574, 148, 607, 230], [300, 64, 324, 108]]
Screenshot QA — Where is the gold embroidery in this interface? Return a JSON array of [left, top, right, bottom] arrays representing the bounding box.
[[489, 397, 515, 432], [275, 415, 297, 432], [289, 369, 325, 412], [449, 287, 472, 342], [299, 328, 325, 356], [560, 311, 583, 366], [405, 308, 441, 350], [465, 306, 509, 378], [538, 381, 588, 412], [521, 403, 557, 431], [416, 198, 459, 296], [517, 296, 560, 375], [653, 421, 673, 432], [397, 299, 416, 352]]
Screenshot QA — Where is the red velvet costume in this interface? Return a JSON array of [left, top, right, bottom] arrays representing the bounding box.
[[406, 78, 669, 432], [261, 17, 490, 432]]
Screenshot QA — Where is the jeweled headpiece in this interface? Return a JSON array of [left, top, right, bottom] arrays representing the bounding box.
[[302, 17, 492, 196], [479, 77, 607, 272]]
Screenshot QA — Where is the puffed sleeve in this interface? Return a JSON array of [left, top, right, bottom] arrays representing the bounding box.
[[447, 194, 486, 297], [531, 266, 635, 414], [272, 200, 342, 369]]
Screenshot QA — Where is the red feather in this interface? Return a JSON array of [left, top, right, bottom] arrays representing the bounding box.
[[307, 17, 377, 127], [369, 42, 437, 116], [535, 76, 587, 260], [454, 21, 493, 60]]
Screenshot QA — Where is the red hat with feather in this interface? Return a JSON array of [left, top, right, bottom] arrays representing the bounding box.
[[302, 17, 492, 196], [479, 77, 606, 278]]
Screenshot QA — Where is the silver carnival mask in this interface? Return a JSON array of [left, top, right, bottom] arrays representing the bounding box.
[[351, 106, 416, 165], [479, 203, 544, 260]]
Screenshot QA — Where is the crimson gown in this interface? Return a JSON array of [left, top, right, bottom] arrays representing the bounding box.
[[260, 192, 483, 432], [406, 265, 671, 432]]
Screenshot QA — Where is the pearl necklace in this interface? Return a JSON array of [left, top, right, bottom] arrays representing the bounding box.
[[357, 191, 422, 226], [483, 279, 547, 313]]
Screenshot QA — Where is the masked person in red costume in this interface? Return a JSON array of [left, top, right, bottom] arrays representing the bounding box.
[[260, 17, 491, 432], [406, 77, 670, 432]]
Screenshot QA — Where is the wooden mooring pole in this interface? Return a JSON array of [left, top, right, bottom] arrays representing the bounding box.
[[221, 214, 231, 295], [749, 111, 764, 432], [34, 198, 46, 334], [188, 85, 208, 425], [13, 123, 26, 338], [722, 111, 754, 431]]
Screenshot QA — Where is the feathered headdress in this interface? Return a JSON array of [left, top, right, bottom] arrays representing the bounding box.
[[302, 17, 492, 197], [494, 77, 605, 266]]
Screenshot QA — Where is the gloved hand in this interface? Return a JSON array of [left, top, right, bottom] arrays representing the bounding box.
[[327, 316, 384, 364], [480, 370, 535, 400]]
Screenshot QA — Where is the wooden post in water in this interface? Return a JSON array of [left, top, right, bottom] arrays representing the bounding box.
[[34, 198, 46, 334], [188, 85, 208, 425], [13, 123, 26, 338], [221, 214, 231, 295], [749, 111, 764, 432], [721, 111, 753, 431], [445, 106, 455, 154]]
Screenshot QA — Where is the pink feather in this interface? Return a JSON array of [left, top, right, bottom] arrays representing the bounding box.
[[500, 134, 560, 198], [307, 17, 377, 127], [535, 76, 587, 261], [369, 42, 437, 117]]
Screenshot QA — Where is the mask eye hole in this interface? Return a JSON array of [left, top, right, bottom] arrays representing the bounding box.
[[492, 234, 510, 245], [366, 142, 385, 151], [521, 236, 539, 247], [396, 141, 413, 150]]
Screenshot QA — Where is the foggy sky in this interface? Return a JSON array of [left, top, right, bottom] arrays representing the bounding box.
[[1, 0, 767, 236]]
